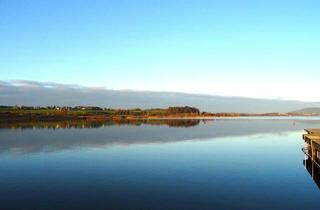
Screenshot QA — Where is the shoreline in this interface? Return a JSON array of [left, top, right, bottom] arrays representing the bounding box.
[[1, 105, 319, 123], [1, 114, 319, 124]]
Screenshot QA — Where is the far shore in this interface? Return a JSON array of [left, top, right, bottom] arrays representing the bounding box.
[[1, 105, 318, 123]]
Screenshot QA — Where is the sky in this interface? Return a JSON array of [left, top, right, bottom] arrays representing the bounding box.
[[1, 0, 320, 101]]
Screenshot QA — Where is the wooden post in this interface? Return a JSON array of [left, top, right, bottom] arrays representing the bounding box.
[[308, 142, 312, 156], [311, 140, 317, 160]]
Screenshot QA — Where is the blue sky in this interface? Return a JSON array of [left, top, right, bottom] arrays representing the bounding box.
[[1, 0, 319, 101]]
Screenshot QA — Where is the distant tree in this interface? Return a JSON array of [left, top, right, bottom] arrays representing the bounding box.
[[167, 106, 200, 115]]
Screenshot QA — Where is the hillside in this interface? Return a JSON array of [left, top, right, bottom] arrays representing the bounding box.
[[289, 107, 320, 115]]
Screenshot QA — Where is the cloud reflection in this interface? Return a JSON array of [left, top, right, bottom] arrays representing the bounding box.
[[1, 119, 320, 155]]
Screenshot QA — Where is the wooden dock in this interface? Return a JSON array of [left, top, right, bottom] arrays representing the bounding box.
[[303, 129, 320, 160], [302, 128, 320, 189], [305, 128, 320, 135], [303, 129, 320, 188]]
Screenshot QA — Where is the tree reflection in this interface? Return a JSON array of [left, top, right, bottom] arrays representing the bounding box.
[[0, 119, 202, 131]]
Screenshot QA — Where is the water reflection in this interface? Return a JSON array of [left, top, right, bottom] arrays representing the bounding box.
[[0, 119, 202, 130], [1, 118, 320, 209], [1, 118, 320, 155], [303, 156, 320, 189]]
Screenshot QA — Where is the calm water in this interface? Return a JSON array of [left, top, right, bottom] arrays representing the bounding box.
[[0, 118, 320, 210]]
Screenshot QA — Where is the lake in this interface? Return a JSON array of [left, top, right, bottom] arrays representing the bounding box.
[[0, 118, 320, 210]]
